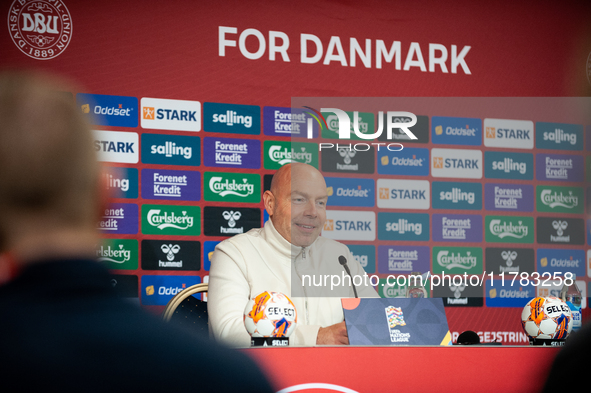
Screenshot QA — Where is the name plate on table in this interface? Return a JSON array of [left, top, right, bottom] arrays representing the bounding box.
[[342, 298, 452, 346]]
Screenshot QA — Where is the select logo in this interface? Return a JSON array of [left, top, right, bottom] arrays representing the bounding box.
[[141, 240, 201, 271], [377, 179, 429, 210], [141, 275, 201, 306], [377, 212, 429, 241], [102, 167, 138, 199], [432, 181, 482, 210], [97, 203, 138, 235], [93, 130, 138, 164], [432, 247, 483, 274], [485, 248, 535, 275], [141, 204, 200, 236], [263, 106, 318, 137], [95, 239, 138, 270], [377, 147, 429, 176], [378, 246, 430, 274], [431, 148, 482, 179], [322, 210, 376, 241], [326, 177, 374, 207], [346, 244, 375, 274], [204, 172, 260, 203], [536, 186, 583, 214], [141, 169, 201, 201], [536, 217, 584, 245], [536, 122, 583, 151], [484, 151, 533, 180], [203, 137, 260, 169], [77, 93, 138, 128], [431, 116, 481, 146], [484, 183, 533, 212], [483, 118, 534, 149], [203, 206, 261, 237], [140, 97, 200, 132], [485, 216, 534, 244], [537, 249, 585, 278], [536, 154, 584, 182], [432, 214, 482, 243], [141, 134, 200, 167], [264, 141, 318, 169], [203, 102, 260, 134]]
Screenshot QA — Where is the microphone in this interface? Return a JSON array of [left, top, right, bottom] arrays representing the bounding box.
[[339, 255, 358, 298]]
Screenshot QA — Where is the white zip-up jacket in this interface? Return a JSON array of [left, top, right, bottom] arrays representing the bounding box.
[[208, 219, 378, 347]]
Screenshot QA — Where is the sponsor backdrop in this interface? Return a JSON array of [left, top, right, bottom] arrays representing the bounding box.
[[3, 0, 591, 345]]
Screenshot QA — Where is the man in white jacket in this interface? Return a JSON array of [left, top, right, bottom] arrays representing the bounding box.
[[208, 163, 378, 347]]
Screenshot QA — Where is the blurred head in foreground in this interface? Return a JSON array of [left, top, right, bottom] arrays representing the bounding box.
[[0, 70, 101, 263]]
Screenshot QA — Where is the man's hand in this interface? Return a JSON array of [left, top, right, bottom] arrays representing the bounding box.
[[316, 321, 349, 345]]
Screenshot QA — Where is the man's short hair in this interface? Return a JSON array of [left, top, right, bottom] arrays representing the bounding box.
[[0, 70, 100, 248]]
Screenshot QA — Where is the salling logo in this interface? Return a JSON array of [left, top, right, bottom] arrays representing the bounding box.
[[8, 0, 72, 60], [151, 141, 192, 159], [489, 219, 528, 239], [159, 244, 182, 268], [96, 244, 130, 264], [147, 209, 194, 230], [141, 97, 200, 132], [213, 110, 252, 128], [208, 176, 254, 198], [439, 187, 475, 205], [221, 210, 243, 234], [269, 145, 313, 166], [543, 128, 577, 145], [540, 189, 578, 209], [385, 218, 422, 235], [436, 250, 477, 270], [491, 157, 527, 175]]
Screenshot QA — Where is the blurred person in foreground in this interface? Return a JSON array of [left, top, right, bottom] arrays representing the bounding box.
[[208, 163, 378, 347], [0, 70, 274, 392]]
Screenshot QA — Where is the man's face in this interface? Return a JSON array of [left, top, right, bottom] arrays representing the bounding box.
[[266, 165, 327, 247]]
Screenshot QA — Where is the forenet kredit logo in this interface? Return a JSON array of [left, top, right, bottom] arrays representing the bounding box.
[[8, 0, 72, 60]]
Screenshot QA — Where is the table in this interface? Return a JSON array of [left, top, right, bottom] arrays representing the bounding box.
[[244, 346, 560, 393]]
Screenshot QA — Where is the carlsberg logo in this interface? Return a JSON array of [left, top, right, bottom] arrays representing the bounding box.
[[437, 250, 477, 270], [540, 189, 578, 209], [489, 219, 528, 238], [96, 244, 131, 264], [209, 176, 254, 197], [269, 145, 313, 166], [147, 209, 194, 230]]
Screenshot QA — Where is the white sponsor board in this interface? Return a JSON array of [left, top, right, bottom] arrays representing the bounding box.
[[322, 210, 376, 241], [141, 97, 201, 132], [431, 148, 482, 179], [377, 179, 430, 210], [93, 130, 139, 164], [484, 118, 534, 149]]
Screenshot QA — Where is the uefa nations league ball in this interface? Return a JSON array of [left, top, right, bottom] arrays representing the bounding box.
[[521, 296, 572, 340], [243, 291, 297, 338]]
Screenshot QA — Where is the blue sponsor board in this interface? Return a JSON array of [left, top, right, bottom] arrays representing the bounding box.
[[485, 279, 535, 308], [326, 177, 374, 207], [141, 134, 200, 166], [377, 212, 430, 241], [537, 249, 585, 277], [432, 181, 482, 210], [431, 116, 482, 146], [141, 275, 201, 306], [536, 122, 584, 151], [484, 183, 534, 212], [536, 154, 584, 182], [141, 169, 200, 201], [377, 245, 430, 274], [346, 244, 376, 274], [263, 106, 318, 138], [203, 241, 221, 271], [586, 126, 591, 151], [588, 219, 591, 245], [103, 167, 138, 199], [377, 147, 429, 176], [203, 102, 260, 134], [97, 203, 138, 235], [77, 93, 138, 128], [203, 137, 260, 168], [484, 151, 533, 180]]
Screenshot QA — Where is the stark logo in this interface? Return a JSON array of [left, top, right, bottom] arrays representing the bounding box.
[[8, 0, 72, 60]]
